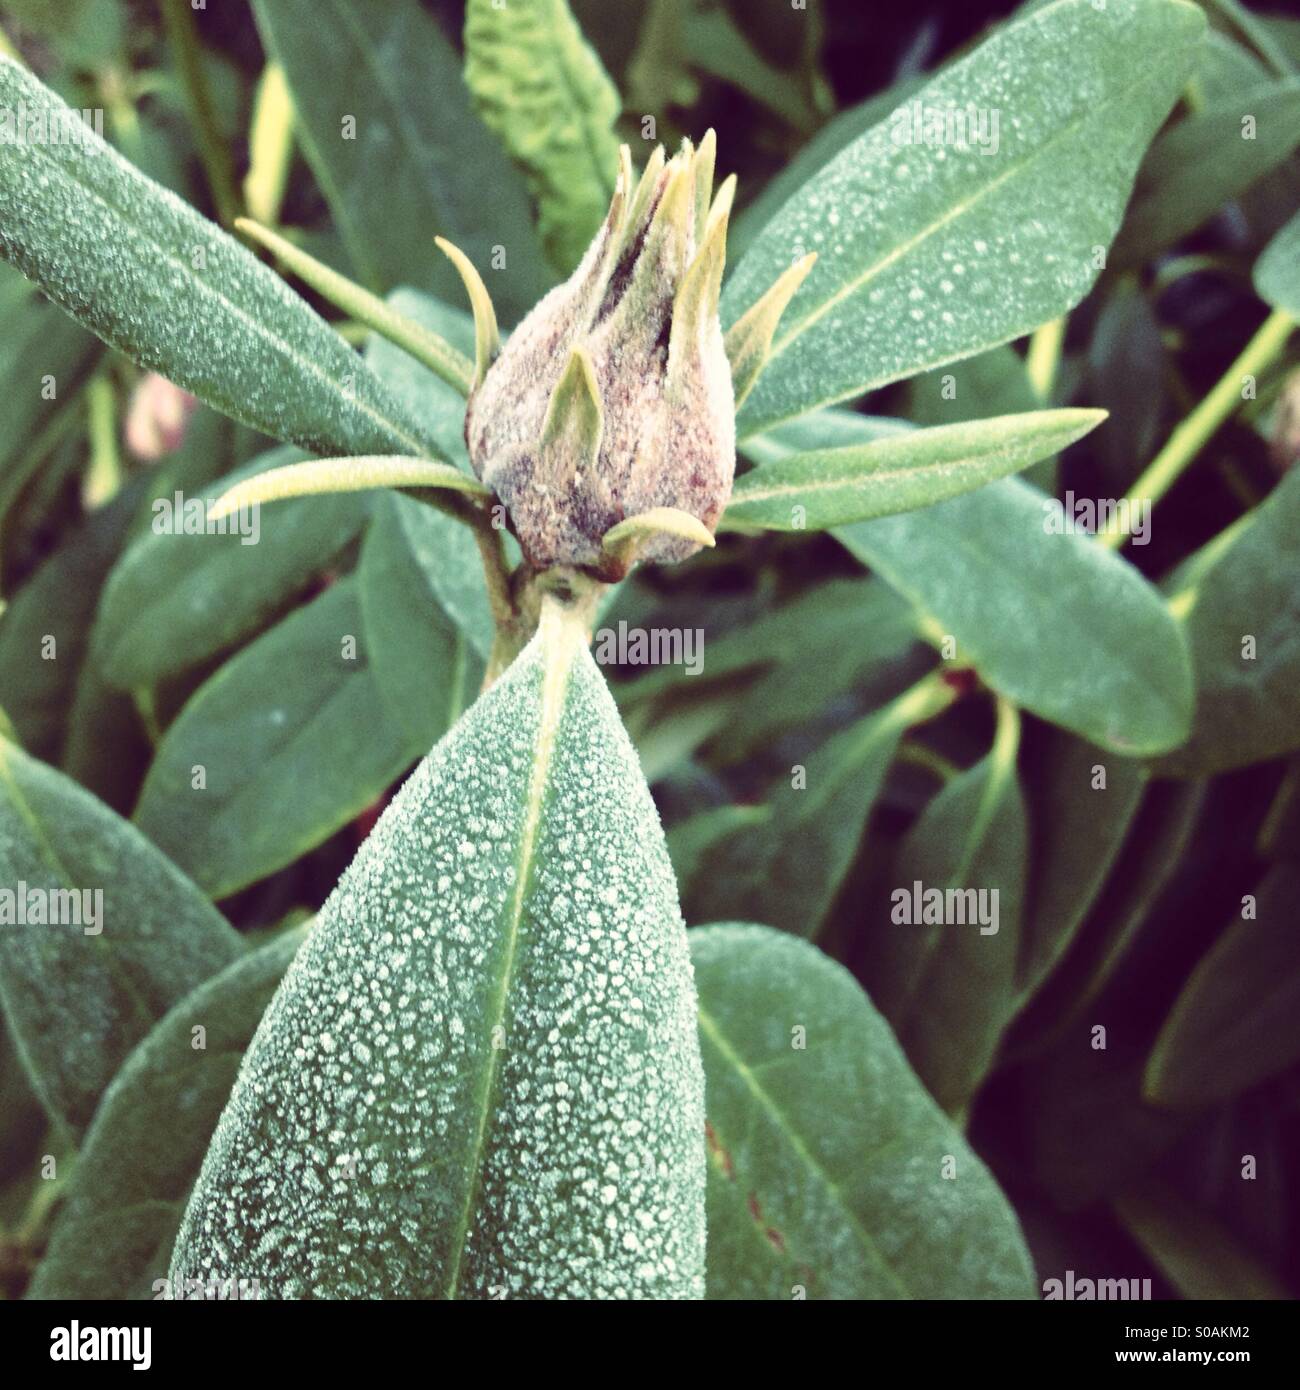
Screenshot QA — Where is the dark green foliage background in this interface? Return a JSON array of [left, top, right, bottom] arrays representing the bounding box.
[[0, 0, 1298, 1301]]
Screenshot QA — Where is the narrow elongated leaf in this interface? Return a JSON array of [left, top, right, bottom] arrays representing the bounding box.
[[92, 446, 369, 691], [1143, 864, 1300, 1108], [1113, 1183, 1289, 1301], [1116, 78, 1300, 266], [0, 481, 137, 760], [360, 494, 484, 751], [0, 266, 100, 518], [0, 738, 241, 1134], [1018, 733, 1148, 995], [722, 409, 1104, 531], [722, 0, 1204, 435], [170, 609, 705, 1298], [252, 0, 551, 322], [693, 924, 1035, 1299], [464, 0, 622, 274], [30, 925, 310, 1301], [0, 58, 437, 459], [1157, 468, 1300, 775], [133, 579, 414, 900], [1006, 779, 1205, 1057], [209, 456, 489, 519], [1255, 207, 1300, 319], [688, 676, 953, 937], [862, 742, 1028, 1113]]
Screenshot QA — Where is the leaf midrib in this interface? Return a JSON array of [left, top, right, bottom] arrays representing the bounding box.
[[441, 633, 575, 1299], [697, 1002, 913, 1298], [766, 0, 1185, 365]]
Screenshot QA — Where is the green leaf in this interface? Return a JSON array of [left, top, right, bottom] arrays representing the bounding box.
[[251, 0, 552, 322], [169, 608, 705, 1298], [134, 578, 414, 899], [704, 580, 922, 766], [29, 925, 309, 1301], [1115, 78, 1300, 267], [1113, 1182, 1289, 1300], [666, 804, 768, 897], [208, 455, 491, 518], [861, 726, 1028, 1114], [1156, 468, 1300, 775], [0, 738, 241, 1134], [0, 267, 100, 523], [692, 924, 1035, 1299], [721, 409, 1104, 532], [1007, 779, 1205, 1056], [0, 57, 437, 460], [0, 481, 137, 760], [92, 446, 369, 691], [1143, 864, 1300, 1108], [722, 0, 1204, 435], [359, 494, 484, 751], [1018, 733, 1148, 996], [464, 0, 622, 275], [1255, 207, 1300, 316], [688, 675, 954, 938], [753, 411, 1193, 754], [834, 474, 1193, 756]]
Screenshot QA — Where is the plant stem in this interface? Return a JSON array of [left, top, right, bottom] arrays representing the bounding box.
[[159, 0, 242, 227], [1099, 308, 1295, 550]]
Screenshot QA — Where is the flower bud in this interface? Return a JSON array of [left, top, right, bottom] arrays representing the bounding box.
[[462, 134, 737, 579]]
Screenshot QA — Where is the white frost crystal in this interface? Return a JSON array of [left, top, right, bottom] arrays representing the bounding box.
[[170, 618, 705, 1298]]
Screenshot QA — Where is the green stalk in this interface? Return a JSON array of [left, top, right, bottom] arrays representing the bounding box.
[[1099, 308, 1295, 550], [82, 374, 122, 508], [159, 0, 241, 227]]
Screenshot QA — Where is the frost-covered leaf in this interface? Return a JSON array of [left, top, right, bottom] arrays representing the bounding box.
[[722, 0, 1204, 435], [252, 0, 551, 322], [360, 494, 485, 752], [30, 925, 309, 1301], [92, 446, 369, 691], [134, 579, 414, 900], [837, 478, 1193, 757], [464, 0, 622, 275], [0, 57, 435, 459], [170, 609, 705, 1298], [1156, 468, 1300, 775], [693, 924, 1035, 1299], [1143, 864, 1300, 1108], [688, 677, 953, 937], [0, 738, 241, 1134], [722, 410, 1104, 531], [1255, 207, 1300, 318], [1115, 77, 1300, 266], [753, 412, 1193, 755]]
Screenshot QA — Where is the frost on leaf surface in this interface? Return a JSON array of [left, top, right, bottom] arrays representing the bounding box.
[[170, 618, 706, 1299]]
